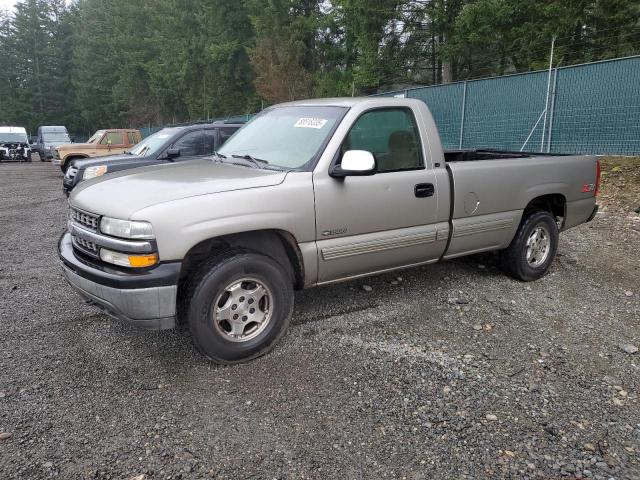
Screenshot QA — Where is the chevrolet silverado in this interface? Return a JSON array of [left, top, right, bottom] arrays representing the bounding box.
[[59, 98, 599, 363]]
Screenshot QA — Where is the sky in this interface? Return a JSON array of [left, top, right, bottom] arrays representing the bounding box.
[[0, 0, 70, 12]]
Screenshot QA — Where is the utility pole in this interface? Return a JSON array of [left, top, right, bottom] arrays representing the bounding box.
[[541, 36, 556, 152]]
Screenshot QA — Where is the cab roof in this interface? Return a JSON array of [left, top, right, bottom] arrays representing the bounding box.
[[276, 97, 417, 108], [0, 126, 27, 133]]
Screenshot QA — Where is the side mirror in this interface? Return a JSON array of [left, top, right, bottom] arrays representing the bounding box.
[[329, 150, 376, 178], [166, 148, 181, 159]]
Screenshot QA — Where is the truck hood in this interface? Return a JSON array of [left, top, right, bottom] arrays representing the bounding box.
[[70, 159, 287, 218], [71, 152, 143, 169], [57, 142, 94, 152]]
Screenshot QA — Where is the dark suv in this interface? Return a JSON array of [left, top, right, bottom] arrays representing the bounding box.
[[63, 121, 243, 193]]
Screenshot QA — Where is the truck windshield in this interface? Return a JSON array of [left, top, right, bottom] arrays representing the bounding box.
[[129, 128, 179, 157], [87, 131, 105, 144], [218, 106, 347, 169], [0, 133, 28, 143], [43, 133, 70, 142]]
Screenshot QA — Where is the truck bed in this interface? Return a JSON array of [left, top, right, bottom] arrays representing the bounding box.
[[444, 149, 567, 162], [442, 153, 597, 259]]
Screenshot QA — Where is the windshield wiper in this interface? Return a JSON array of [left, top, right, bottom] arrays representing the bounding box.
[[231, 154, 269, 168]]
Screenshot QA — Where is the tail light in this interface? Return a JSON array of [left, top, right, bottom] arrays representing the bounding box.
[[595, 159, 601, 197]]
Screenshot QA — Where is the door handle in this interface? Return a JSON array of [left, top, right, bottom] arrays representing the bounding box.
[[414, 183, 434, 198]]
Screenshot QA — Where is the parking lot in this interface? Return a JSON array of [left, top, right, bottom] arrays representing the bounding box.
[[0, 160, 639, 479]]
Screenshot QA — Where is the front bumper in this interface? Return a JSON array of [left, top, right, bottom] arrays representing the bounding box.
[[58, 232, 180, 329], [52, 158, 62, 166], [62, 169, 77, 193]]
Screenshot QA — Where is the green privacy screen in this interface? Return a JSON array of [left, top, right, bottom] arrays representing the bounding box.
[[376, 55, 640, 155]]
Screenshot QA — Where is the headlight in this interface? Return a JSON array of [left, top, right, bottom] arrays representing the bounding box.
[[83, 165, 108, 179], [100, 217, 154, 239], [99, 248, 158, 268]]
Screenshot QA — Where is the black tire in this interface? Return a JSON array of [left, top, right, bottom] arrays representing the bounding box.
[[186, 251, 294, 364], [500, 210, 559, 281], [27, 152, 32, 162]]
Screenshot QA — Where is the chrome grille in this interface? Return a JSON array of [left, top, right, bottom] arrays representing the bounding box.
[[69, 207, 99, 230], [72, 235, 99, 257]]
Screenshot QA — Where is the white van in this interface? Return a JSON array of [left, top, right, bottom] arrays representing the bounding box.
[[0, 126, 31, 162]]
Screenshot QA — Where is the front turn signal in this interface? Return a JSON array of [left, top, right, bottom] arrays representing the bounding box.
[[100, 248, 158, 268], [128, 253, 159, 268]]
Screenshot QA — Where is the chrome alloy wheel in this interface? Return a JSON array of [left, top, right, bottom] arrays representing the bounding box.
[[525, 225, 551, 268], [212, 278, 273, 342]]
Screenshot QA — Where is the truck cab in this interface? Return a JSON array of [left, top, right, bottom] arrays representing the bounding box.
[[53, 129, 142, 172]]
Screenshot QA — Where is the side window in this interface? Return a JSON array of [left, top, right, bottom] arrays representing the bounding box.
[[343, 108, 424, 172], [203, 129, 217, 153], [173, 130, 204, 156], [101, 132, 124, 145], [219, 127, 237, 146]]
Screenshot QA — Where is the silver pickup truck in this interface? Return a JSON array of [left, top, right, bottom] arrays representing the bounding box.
[[59, 98, 599, 363]]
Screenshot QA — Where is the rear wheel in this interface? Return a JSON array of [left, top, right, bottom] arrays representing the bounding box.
[[500, 210, 559, 281], [186, 251, 293, 364]]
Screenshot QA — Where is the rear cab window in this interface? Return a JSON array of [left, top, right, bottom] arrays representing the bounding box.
[[127, 132, 138, 145]]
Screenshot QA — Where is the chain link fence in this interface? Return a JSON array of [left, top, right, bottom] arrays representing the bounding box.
[[70, 56, 640, 155], [375, 55, 640, 155]]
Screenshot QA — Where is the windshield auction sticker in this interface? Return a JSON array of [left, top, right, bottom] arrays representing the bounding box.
[[294, 118, 328, 129]]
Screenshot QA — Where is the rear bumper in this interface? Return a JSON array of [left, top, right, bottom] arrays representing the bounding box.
[[58, 232, 180, 329]]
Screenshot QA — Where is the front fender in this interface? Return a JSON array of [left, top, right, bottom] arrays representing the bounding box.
[[130, 174, 317, 263]]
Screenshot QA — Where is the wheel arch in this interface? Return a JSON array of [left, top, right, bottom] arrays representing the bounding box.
[[63, 153, 89, 163], [178, 229, 305, 291], [523, 193, 566, 225]]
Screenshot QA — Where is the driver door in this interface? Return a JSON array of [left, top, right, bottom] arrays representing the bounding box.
[[99, 132, 126, 155], [165, 130, 205, 160], [313, 107, 446, 283]]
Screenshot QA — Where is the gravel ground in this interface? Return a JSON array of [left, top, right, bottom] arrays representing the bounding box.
[[1, 160, 639, 480]]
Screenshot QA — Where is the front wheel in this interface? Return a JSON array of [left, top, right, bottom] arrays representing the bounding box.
[[187, 252, 294, 364], [500, 210, 559, 281]]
